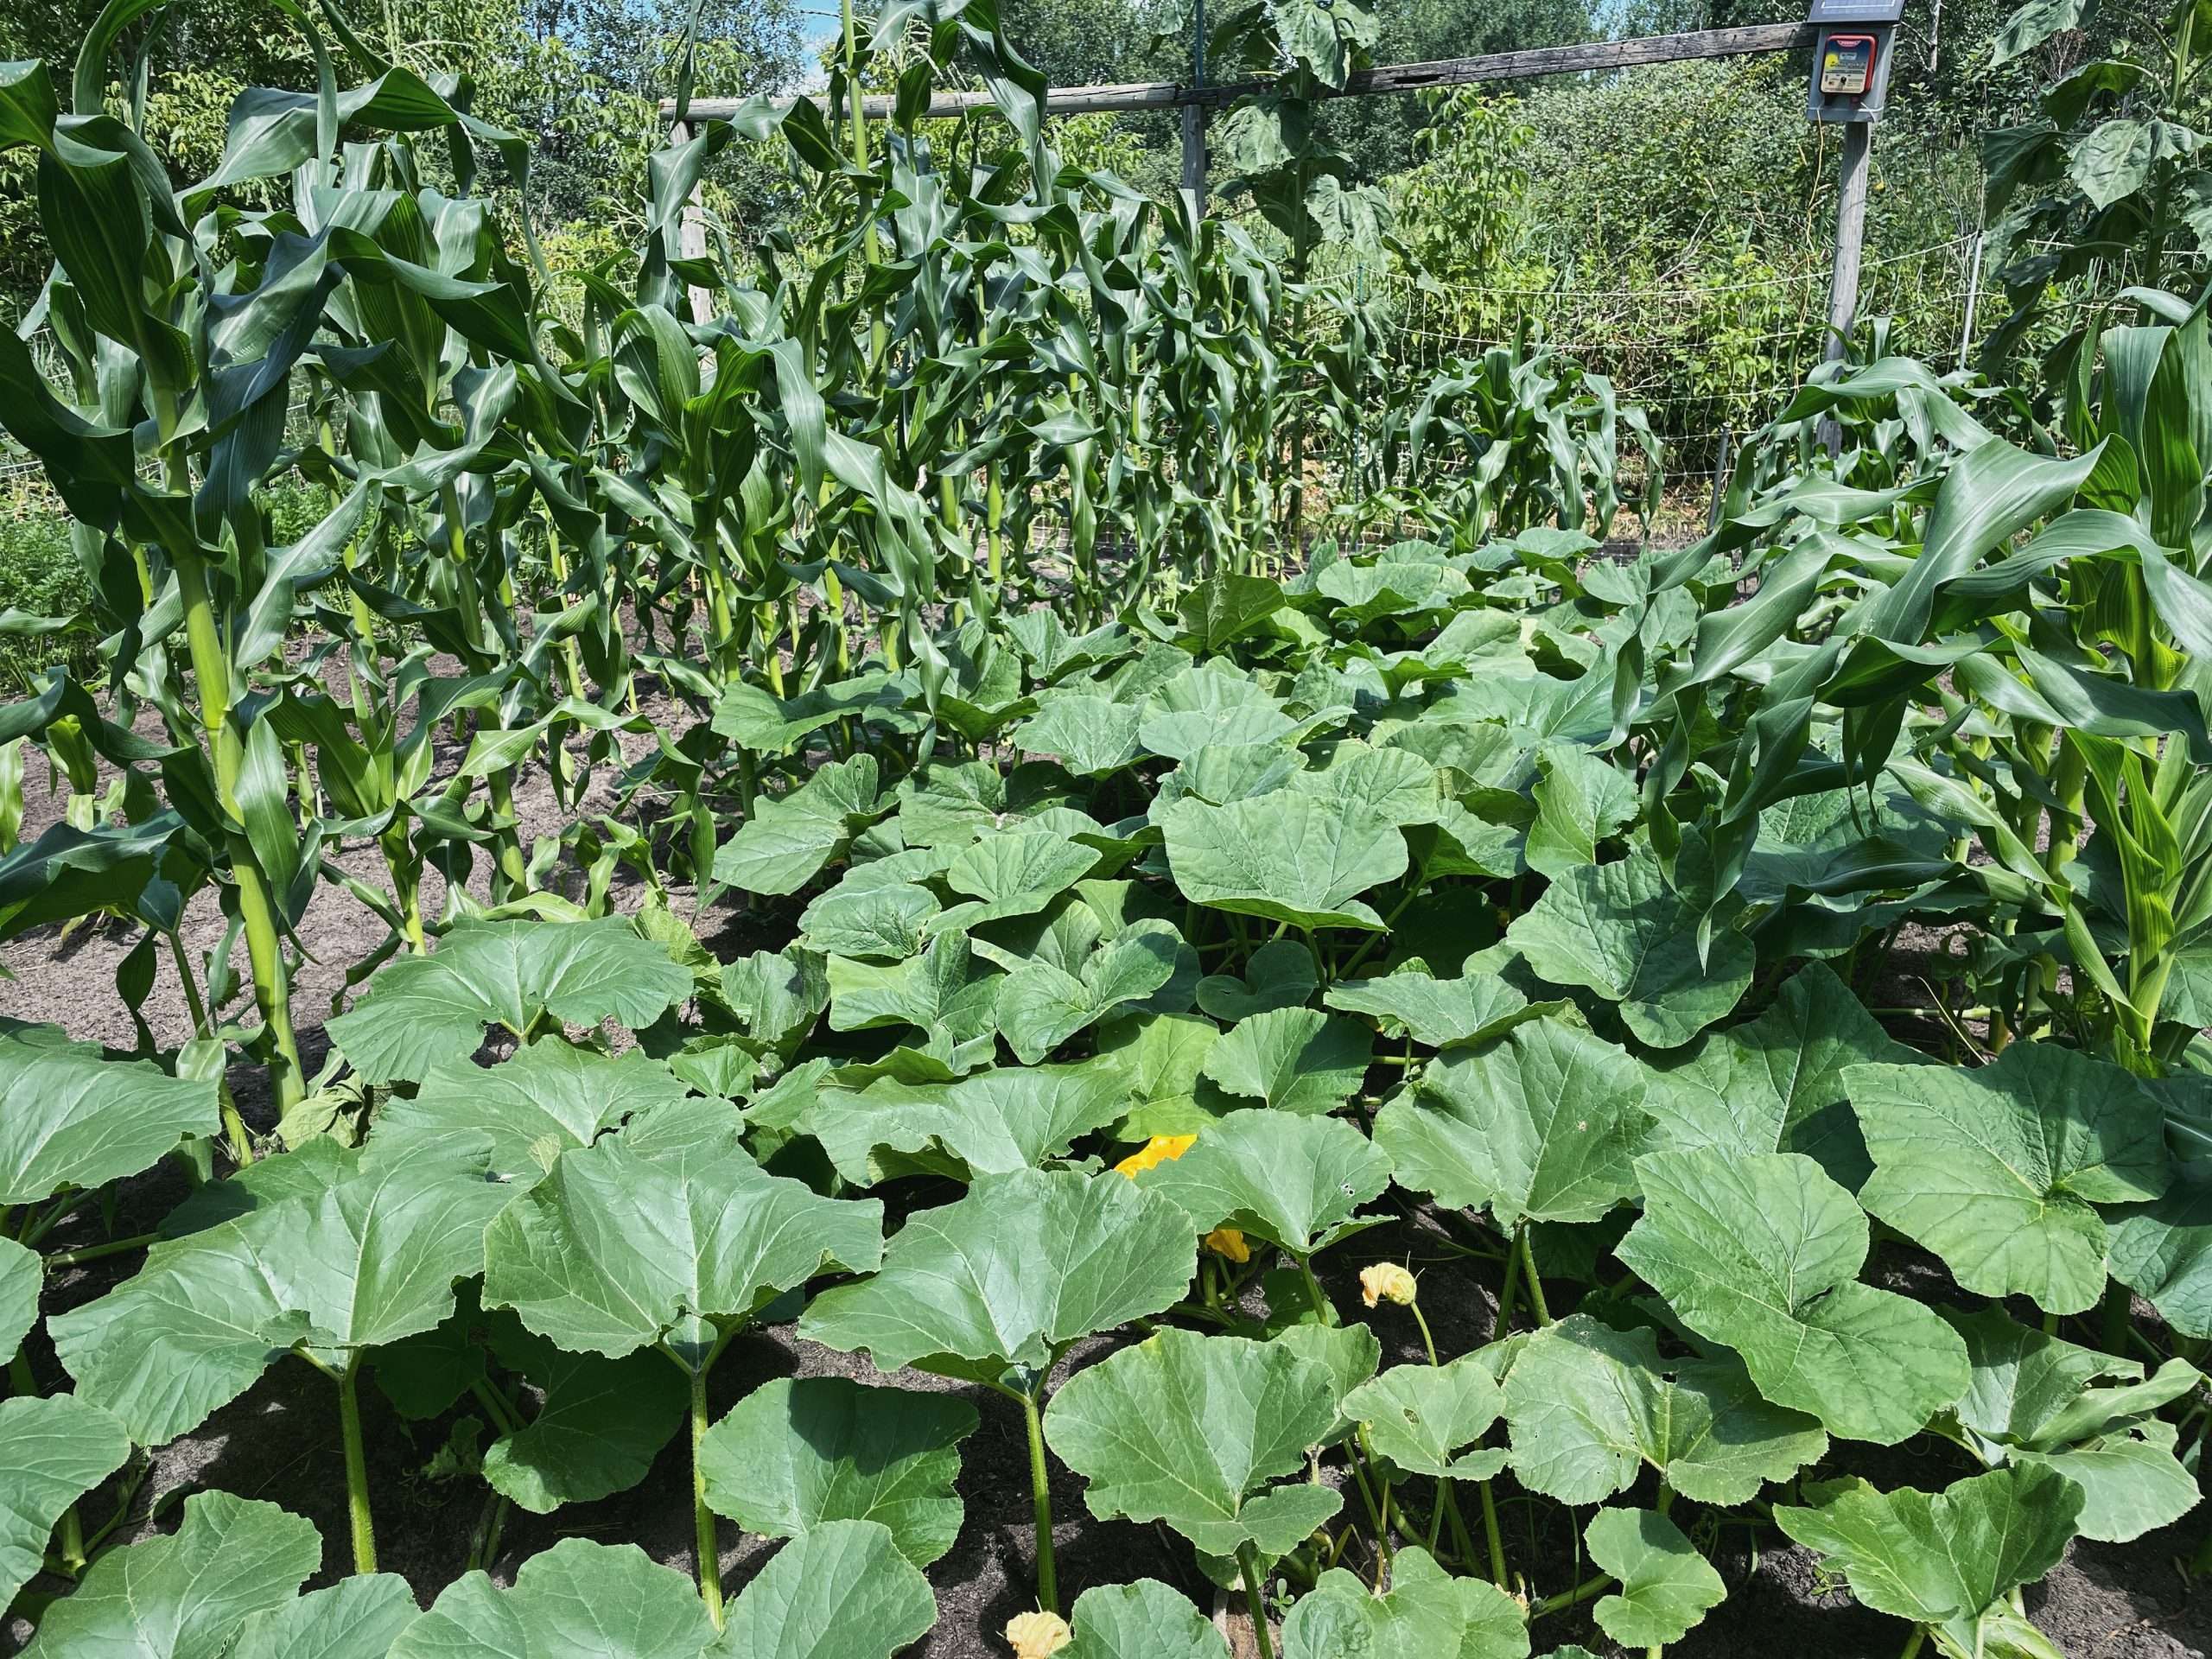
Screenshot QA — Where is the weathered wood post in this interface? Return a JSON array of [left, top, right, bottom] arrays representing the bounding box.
[[1804, 0, 1902, 450], [668, 120, 715, 326]]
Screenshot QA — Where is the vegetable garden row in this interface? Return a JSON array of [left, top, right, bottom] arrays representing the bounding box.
[[3, 0, 2212, 1656]]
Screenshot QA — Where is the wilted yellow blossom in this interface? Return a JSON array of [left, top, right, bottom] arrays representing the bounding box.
[[1203, 1226, 1250, 1262], [1114, 1134, 1195, 1178], [1359, 1262, 1418, 1307], [1005, 1609, 1072, 1658]]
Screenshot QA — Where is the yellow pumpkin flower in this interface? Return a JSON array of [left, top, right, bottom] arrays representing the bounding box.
[[1005, 1609, 1072, 1657], [1114, 1134, 1195, 1178], [1203, 1226, 1250, 1263], [1360, 1262, 1418, 1308]]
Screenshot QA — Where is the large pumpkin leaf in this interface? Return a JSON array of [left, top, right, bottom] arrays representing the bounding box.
[[1773, 1465, 2083, 1656], [327, 918, 692, 1084], [698, 1376, 976, 1567], [1276, 1321, 1385, 1445], [1062, 1580, 1230, 1659], [925, 830, 1098, 936], [824, 933, 1001, 1052], [372, 1043, 692, 1184], [482, 1099, 883, 1366], [1045, 1327, 1344, 1557], [709, 674, 899, 758], [1523, 746, 1637, 880], [1375, 1016, 1651, 1226], [2108, 1163, 2212, 1338], [245, 1136, 509, 1364], [1, 1235, 34, 1363], [710, 753, 888, 896], [1616, 1149, 1970, 1444], [48, 1209, 316, 1445], [1161, 790, 1408, 931], [1642, 961, 1924, 1188], [388, 1537, 713, 1659], [1948, 1307, 2202, 1543], [229, 1576, 422, 1659], [1501, 1314, 1826, 1505], [716, 1519, 937, 1659], [1135, 1109, 1390, 1256], [1139, 668, 1300, 760], [802, 874, 944, 961], [1586, 1508, 1726, 1649], [480, 1318, 688, 1514], [1200, 1007, 1371, 1115], [802, 1060, 1130, 1183], [1096, 1012, 1224, 1136], [1280, 1547, 1529, 1659], [1195, 938, 1317, 1021], [22, 1491, 321, 1659], [717, 946, 830, 1060], [799, 1166, 1196, 1383], [1323, 966, 1550, 1050], [51, 1139, 498, 1444], [1846, 1043, 2169, 1314], [0, 1029, 219, 1205], [0, 1394, 130, 1613], [996, 921, 1183, 1063], [1013, 694, 1145, 778], [1506, 850, 1752, 1046], [1342, 1357, 1508, 1480]]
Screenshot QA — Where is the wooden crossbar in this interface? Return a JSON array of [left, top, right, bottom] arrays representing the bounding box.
[[660, 22, 1816, 123]]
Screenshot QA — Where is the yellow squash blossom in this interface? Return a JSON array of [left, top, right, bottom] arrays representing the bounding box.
[[1203, 1227, 1250, 1263], [1005, 1609, 1072, 1657], [1360, 1262, 1418, 1307], [1114, 1134, 1195, 1178]]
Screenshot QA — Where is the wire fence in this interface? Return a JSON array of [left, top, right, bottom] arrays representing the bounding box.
[[1356, 236, 1993, 519]]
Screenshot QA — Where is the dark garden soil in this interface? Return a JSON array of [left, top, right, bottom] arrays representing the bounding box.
[[6, 722, 2212, 1658]]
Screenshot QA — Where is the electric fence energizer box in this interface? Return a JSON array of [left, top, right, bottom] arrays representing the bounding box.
[[1806, 0, 1903, 122]]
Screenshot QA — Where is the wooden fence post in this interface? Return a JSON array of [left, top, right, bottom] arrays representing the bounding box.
[[669, 119, 715, 326], [1822, 118, 1872, 366]]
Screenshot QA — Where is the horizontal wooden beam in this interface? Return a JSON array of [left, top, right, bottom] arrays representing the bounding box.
[[662, 22, 1817, 123]]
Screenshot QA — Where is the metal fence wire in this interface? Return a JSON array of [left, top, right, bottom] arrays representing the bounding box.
[[1350, 236, 1994, 507]]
